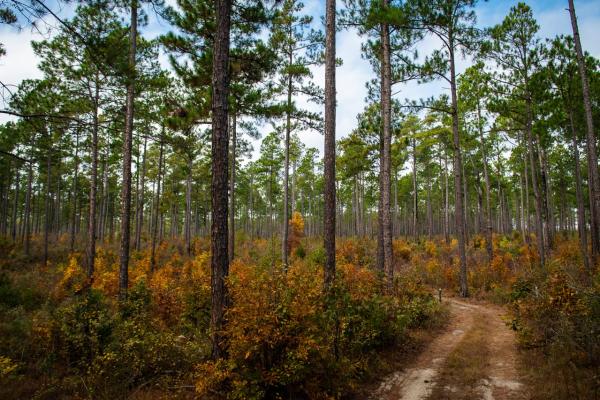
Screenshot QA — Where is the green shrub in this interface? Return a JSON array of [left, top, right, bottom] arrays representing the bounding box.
[[54, 289, 113, 368]]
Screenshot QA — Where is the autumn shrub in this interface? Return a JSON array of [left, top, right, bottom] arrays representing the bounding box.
[[87, 281, 206, 398], [287, 211, 305, 256], [393, 239, 413, 262], [510, 266, 600, 399], [195, 258, 442, 399], [337, 237, 374, 267]]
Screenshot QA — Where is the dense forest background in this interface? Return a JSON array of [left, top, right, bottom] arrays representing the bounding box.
[[0, 0, 599, 399]]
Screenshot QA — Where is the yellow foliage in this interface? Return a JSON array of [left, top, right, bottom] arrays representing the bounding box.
[[393, 239, 412, 262], [55, 255, 86, 298], [424, 240, 438, 257], [288, 211, 305, 254], [0, 356, 18, 379], [338, 262, 377, 301]]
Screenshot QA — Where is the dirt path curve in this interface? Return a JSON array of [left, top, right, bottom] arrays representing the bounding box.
[[370, 297, 525, 400]]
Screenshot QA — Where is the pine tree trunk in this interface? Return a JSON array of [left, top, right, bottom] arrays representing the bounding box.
[[444, 152, 449, 243], [151, 139, 163, 271], [119, 0, 137, 301], [525, 94, 545, 266], [569, 110, 590, 272], [228, 112, 237, 263], [477, 102, 493, 261], [24, 161, 32, 255], [324, 0, 336, 290], [282, 43, 293, 269], [210, 0, 231, 360], [43, 152, 51, 267], [54, 157, 61, 241], [379, 0, 393, 287], [185, 154, 193, 256], [568, 0, 600, 263], [135, 137, 147, 251], [412, 138, 418, 239], [87, 80, 100, 280], [11, 169, 19, 242], [70, 133, 79, 252], [449, 34, 468, 298]]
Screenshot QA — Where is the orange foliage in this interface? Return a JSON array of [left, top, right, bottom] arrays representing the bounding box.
[[393, 239, 412, 262], [287, 211, 305, 254], [338, 262, 378, 301]]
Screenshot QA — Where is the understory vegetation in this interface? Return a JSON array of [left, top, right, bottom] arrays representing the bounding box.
[[0, 229, 445, 399], [1, 229, 598, 398]]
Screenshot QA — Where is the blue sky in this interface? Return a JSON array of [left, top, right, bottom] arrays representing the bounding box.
[[1, 0, 599, 157]]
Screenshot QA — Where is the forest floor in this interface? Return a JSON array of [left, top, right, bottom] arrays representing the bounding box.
[[370, 295, 527, 400]]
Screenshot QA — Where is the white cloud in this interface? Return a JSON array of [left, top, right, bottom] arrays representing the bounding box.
[[0, 27, 45, 122]]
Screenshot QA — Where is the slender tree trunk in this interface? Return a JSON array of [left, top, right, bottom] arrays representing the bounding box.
[[43, 152, 51, 267], [282, 41, 293, 269], [568, 0, 600, 264], [11, 169, 19, 242], [569, 111, 591, 272], [427, 180, 433, 239], [185, 154, 193, 256], [150, 139, 163, 271], [477, 103, 493, 261], [324, 0, 336, 290], [449, 36, 468, 297], [228, 112, 237, 263], [523, 144, 531, 243], [211, 0, 231, 360], [135, 137, 147, 251], [70, 133, 79, 252], [119, 0, 137, 301], [525, 94, 545, 266], [24, 161, 32, 255], [412, 138, 418, 239], [54, 157, 61, 241], [87, 83, 99, 282], [536, 138, 550, 249], [0, 163, 9, 237], [444, 152, 449, 243], [379, 0, 393, 287]]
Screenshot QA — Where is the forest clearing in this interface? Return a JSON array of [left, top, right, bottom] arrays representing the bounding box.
[[1, 0, 599, 399]]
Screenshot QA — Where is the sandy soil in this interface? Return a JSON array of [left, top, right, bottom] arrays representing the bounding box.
[[370, 296, 526, 400]]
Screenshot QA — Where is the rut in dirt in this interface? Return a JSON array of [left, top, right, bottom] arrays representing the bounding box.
[[371, 297, 526, 400]]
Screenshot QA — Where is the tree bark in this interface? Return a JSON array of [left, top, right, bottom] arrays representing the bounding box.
[[568, 0, 600, 264], [87, 81, 99, 281], [568, 110, 590, 272], [449, 33, 468, 298], [323, 0, 336, 290], [378, 0, 393, 288], [43, 152, 51, 267], [11, 169, 19, 242], [135, 137, 147, 251], [150, 138, 163, 271], [119, 0, 137, 301], [282, 37, 293, 269], [477, 102, 493, 261], [23, 160, 32, 255], [211, 0, 231, 360], [185, 153, 193, 256], [412, 138, 419, 239], [525, 95, 545, 266], [228, 112, 237, 263], [70, 132, 79, 252]]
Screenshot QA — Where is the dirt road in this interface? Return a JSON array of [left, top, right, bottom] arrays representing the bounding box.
[[370, 297, 526, 400]]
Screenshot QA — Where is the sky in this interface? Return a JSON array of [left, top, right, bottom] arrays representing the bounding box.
[[1, 0, 599, 158]]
